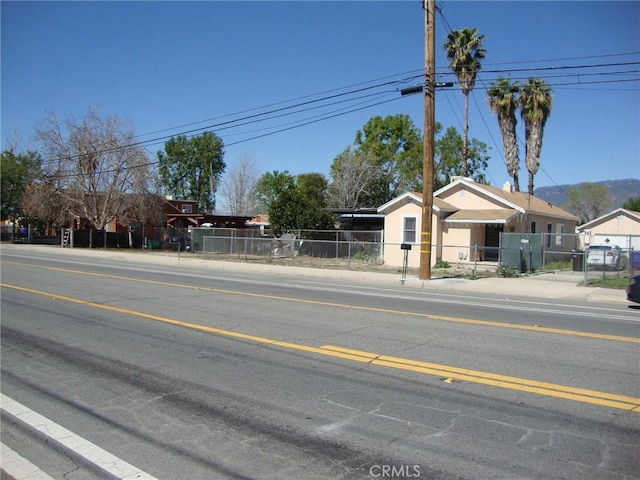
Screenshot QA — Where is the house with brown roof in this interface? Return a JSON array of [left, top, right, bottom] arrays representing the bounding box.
[[576, 208, 640, 250], [378, 177, 579, 267]]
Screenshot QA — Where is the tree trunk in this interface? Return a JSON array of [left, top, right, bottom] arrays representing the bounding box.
[[528, 171, 535, 196], [512, 173, 520, 193], [462, 93, 469, 177]]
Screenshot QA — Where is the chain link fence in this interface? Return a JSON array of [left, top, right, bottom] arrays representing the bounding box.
[[199, 229, 384, 270], [10, 226, 639, 282]]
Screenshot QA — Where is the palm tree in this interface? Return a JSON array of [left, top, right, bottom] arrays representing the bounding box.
[[444, 27, 486, 177], [487, 77, 521, 192], [520, 78, 552, 195]]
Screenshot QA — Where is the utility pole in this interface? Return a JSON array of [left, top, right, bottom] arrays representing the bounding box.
[[420, 0, 436, 280]]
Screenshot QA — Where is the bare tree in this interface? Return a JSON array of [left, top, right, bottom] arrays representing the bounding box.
[[219, 151, 258, 215], [563, 183, 611, 224], [34, 107, 156, 244], [21, 180, 73, 234], [327, 147, 378, 209]]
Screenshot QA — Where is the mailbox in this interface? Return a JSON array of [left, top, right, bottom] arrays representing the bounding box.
[[400, 243, 412, 250]]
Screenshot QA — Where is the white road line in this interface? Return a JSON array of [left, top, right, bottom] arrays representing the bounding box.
[[0, 442, 55, 480], [0, 394, 158, 480]]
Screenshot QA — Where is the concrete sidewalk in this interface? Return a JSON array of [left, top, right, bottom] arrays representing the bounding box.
[[2, 244, 632, 305]]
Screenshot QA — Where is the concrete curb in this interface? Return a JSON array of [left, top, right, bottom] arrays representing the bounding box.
[[1, 244, 630, 305]]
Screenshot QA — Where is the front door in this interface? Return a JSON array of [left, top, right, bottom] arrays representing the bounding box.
[[484, 225, 503, 261]]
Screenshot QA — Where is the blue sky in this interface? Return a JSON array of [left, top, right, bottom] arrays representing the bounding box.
[[2, 1, 639, 195]]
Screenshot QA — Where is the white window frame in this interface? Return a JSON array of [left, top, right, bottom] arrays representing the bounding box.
[[555, 223, 564, 246], [403, 216, 417, 244]]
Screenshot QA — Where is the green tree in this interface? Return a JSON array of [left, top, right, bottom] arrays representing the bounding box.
[[444, 27, 486, 177], [487, 77, 521, 192], [622, 196, 640, 211], [157, 132, 225, 213], [434, 126, 489, 190], [296, 172, 328, 208], [254, 170, 333, 235], [563, 183, 611, 223], [254, 170, 296, 214], [268, 188, 335, 235], [353, 114, 422, 206], [395, 123, 489, 192], [0, 149, 42, 226], [520, 78, 553, 195]]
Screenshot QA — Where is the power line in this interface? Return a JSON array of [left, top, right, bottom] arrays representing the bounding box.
[[435, 6, 638, 195], [38, 76, 421, 168], [45, 94, 407, 180], [44, 58, 637, 168], [135, 69, 425, 139]]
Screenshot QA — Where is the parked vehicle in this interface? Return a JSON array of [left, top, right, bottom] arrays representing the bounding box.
[[627, 274, 640, 303], [585, 244, 628, 270]]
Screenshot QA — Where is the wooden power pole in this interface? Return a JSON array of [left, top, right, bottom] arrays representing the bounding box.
[[420, 0, 436, 280]]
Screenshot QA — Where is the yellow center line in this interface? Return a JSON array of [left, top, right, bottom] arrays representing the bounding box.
[[320, 346, 640, 411], [2, 282, 639, 412], [2, 260, 638, 344]]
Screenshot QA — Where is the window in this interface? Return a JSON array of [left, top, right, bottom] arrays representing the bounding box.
[[555, 224, 564, 246], [403, 217, 417, 244], [530, 220, 536, 233], [546, 223, 553, 248], [181, 204, 193, 214]]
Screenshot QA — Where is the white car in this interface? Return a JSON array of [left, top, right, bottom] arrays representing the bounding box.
[[585, 244, 628, 270]]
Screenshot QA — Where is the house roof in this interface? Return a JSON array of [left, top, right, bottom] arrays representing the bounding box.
[[247, 214, 270, 226], [378, 179, 578, 223], [436, 178, 579, 221], [577, 208, 640, 231], [434, 178, 578, 221], [377, 192, 457, 214], [444, 209, 519, 224]]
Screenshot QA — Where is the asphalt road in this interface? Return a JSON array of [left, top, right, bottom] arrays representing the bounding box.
[[1, 247, 639, 480]]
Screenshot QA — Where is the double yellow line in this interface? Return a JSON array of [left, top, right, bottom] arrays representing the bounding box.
[[319, 346, 640, 411], [2, 281, 639, 412]]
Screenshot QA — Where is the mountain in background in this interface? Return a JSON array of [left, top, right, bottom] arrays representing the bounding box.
[[534, 178, 640, 214]]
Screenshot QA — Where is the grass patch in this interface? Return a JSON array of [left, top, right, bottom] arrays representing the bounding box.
[[434, 260, 451, 269], [587, 277, 629, 289], [544, 261, 572, 271]]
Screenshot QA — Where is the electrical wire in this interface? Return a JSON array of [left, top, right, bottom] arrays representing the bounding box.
[[37, 75, 422, 168], [436, 6, 639, 197], [45, 94, 407, 180], [35, 34, 638, 186]]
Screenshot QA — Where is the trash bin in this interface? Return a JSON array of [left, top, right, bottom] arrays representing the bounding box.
[[571, 249, 583, 271]]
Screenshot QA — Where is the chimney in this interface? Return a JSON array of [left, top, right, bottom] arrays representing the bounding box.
[[503, 181, 512, 193]]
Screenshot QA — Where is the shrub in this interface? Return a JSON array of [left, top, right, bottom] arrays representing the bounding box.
[[498, 264, 519, 277]]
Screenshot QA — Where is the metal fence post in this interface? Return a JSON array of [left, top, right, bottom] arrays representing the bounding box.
[[473, 244, 478, 277]]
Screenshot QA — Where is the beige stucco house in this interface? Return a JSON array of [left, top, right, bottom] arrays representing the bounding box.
[[577, 208, 640, 250], [378, 177, 579, 267]]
